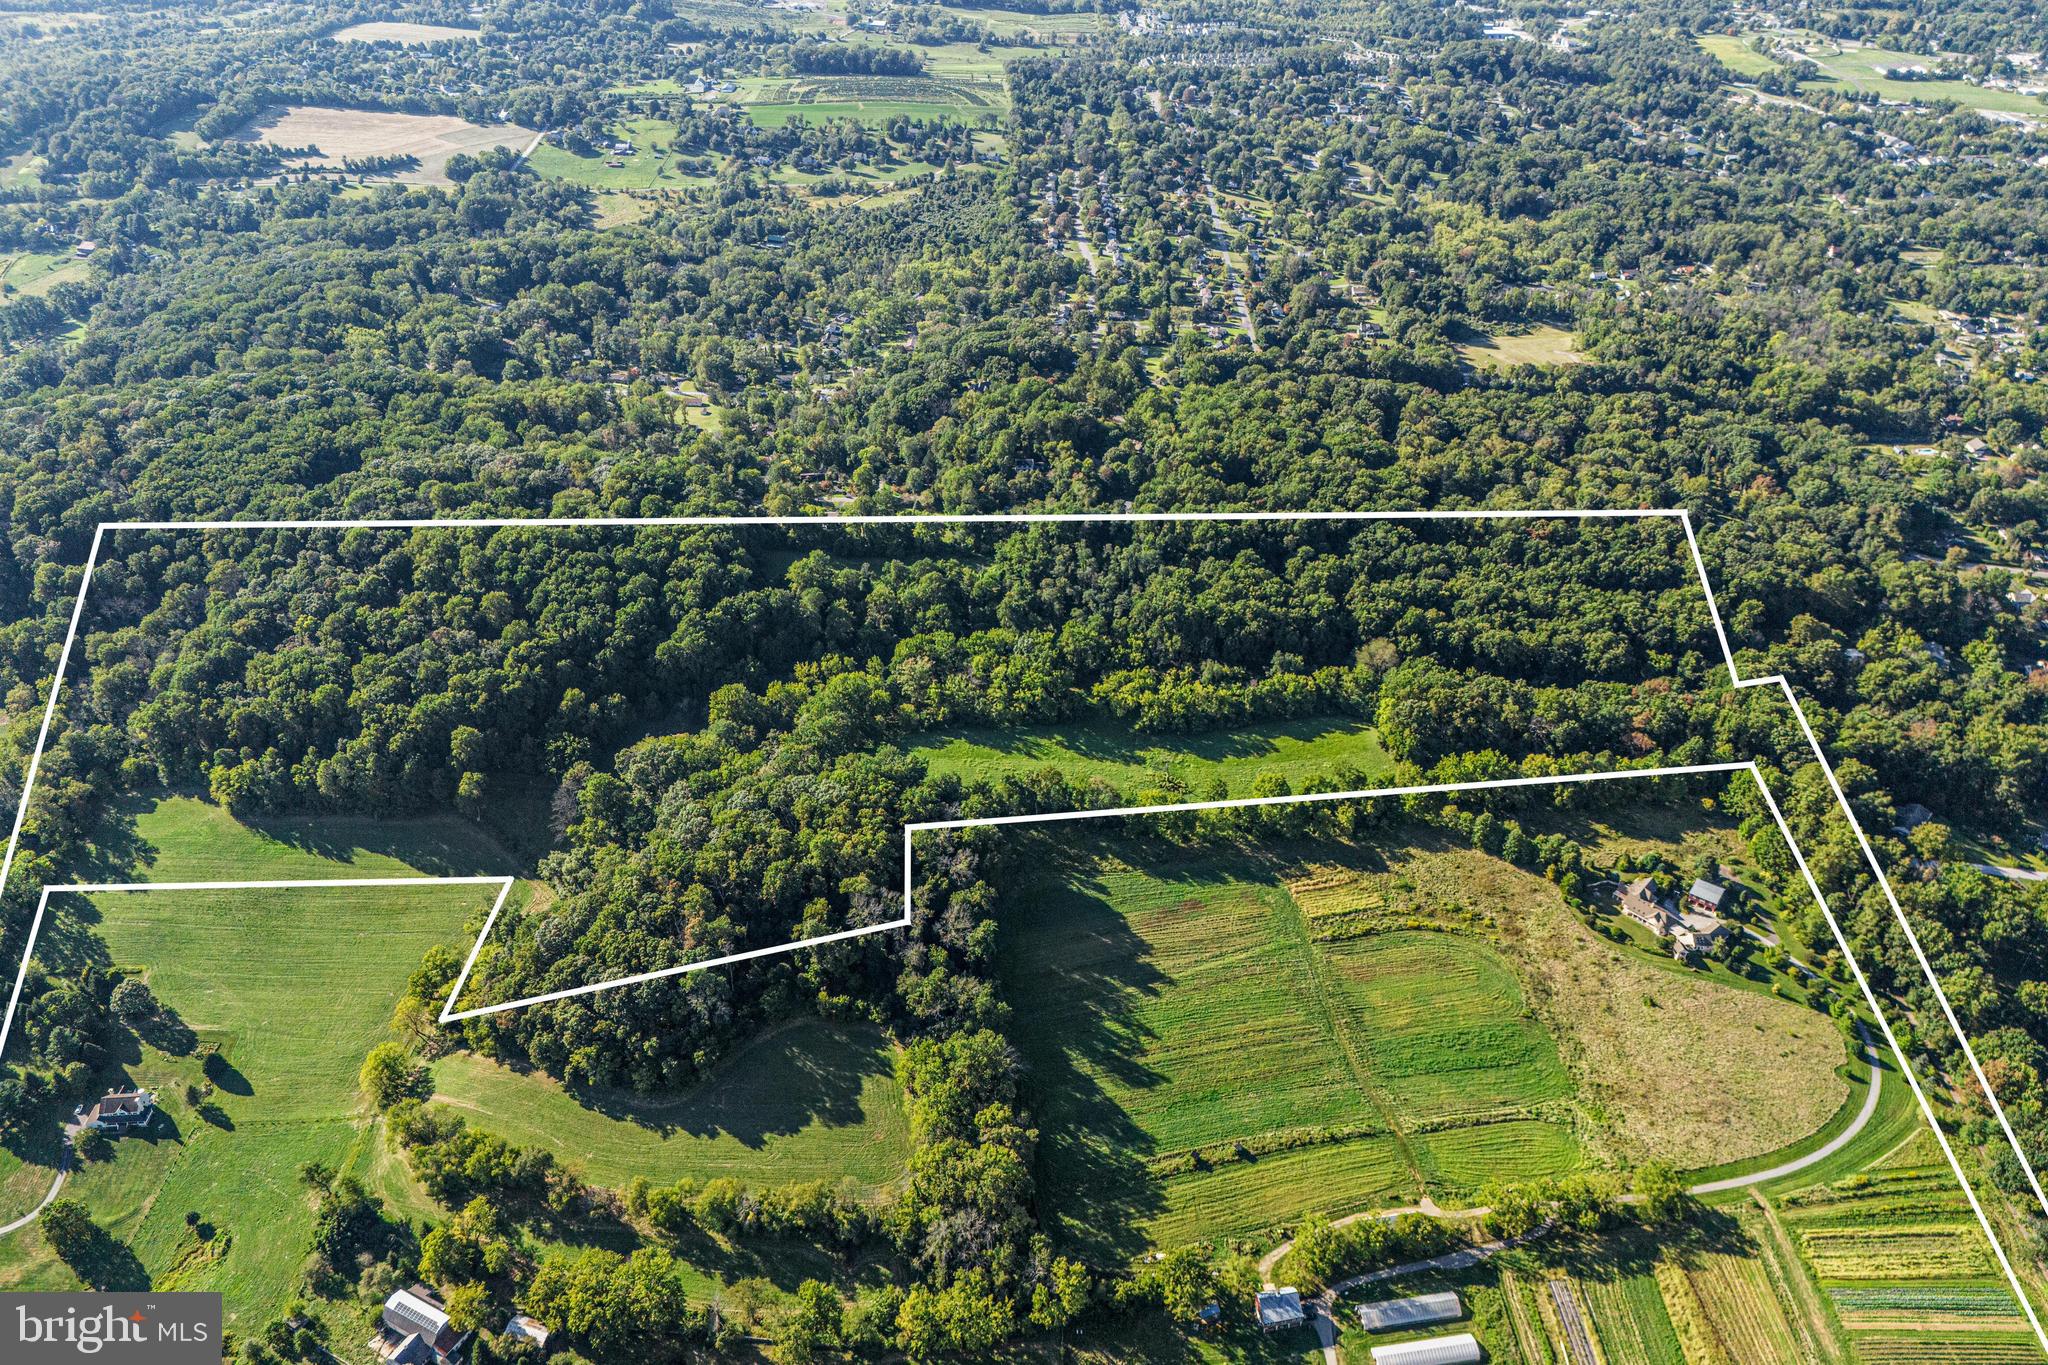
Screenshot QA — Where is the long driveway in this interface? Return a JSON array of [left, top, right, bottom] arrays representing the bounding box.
[[0, 1148, 69, 1237]]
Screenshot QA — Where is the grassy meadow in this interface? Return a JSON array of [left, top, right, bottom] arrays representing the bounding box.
[[0, 879, 490, 1339], [1456, 323, 1584, 370], [526, 117, 720, 192], [427, 1018, 912, 1192], [910, 715, 1392, 798], [0, 793, 514, 1333], [996, 802, 1862, 1260], [0, 249, 85, 298], [0, 790, 925, 1335], [115, 792, 511, 881], [1703, 29, 2048, 120], [1798, 42, 2048, 120], [1697, 32, 1785, 78]]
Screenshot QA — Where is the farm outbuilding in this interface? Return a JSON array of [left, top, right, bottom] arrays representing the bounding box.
[[1255, 1287, 1306, 1331], [1356, 1290, 1462, 1332], [1369, 1333, 1483, 1365]]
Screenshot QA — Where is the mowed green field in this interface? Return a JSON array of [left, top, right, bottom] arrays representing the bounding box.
[[1322, 932, 1571, 1122], [0, 881, 489, 1334], [1697, 33, 1784, 78], [1800, 42, 2048, 119], [1706, 30, 2048, 119], [912, 715, 1392, 798], [0, 249, 85, 297], [525, 117, 720, 192], [427, 1018, 913, 1193], [122, 793, 508, 879], [999, 843, 1581, 1259]]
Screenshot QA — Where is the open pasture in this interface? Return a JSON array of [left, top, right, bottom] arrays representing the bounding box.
[[1456, 323, 1584, 370], [235, 106, 533, 186], [426, 1019, 913, 1193], [911, 714, 1392, 799], [0, 880, 487, 1331], [120, 792, 509, 881], [328, 21, 481, 44], [0, 249, 84, 298]]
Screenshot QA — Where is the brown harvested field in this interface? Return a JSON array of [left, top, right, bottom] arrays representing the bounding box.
[[1288, 825, 1848, 1169], [329, 21, 482, 44], [237, 106, 532, 186]]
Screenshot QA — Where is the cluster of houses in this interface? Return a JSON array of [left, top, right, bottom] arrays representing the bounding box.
[[371, 1285, 548, 1364], [1617, 875, 1735, 959]]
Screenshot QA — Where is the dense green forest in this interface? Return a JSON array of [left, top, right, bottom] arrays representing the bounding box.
[[4, 0, 2048, 1358]]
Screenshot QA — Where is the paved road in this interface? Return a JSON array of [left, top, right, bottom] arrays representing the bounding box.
[[0, 1139, 71, 1238], [1973, 862, 2048, 882]]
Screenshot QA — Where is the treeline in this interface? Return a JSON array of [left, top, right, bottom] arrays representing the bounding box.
[[788, 42, 926, 77]]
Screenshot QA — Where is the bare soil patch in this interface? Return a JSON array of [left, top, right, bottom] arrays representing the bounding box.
[[237, 105, 531, 186]]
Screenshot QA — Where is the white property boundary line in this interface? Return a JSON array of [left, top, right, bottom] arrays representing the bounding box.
[[0, 508, 2036, 1347]]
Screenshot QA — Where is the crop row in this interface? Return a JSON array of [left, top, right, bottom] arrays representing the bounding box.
[[1784, 1192, 1976, 1228], [1829, 1284, 2019, 1317], [1848, 1332, 2046, 1363], [1800, 1225, 1994, 1280]]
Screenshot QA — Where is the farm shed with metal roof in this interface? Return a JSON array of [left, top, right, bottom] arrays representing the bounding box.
[[1356, 1291, 1462, 1332], [1368, 1333, 1483, 1365]]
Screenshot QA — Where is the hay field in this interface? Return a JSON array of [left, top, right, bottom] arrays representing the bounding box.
[[427, 1020, 914, 1193], [238, 106, 533, 186], [1331, 838, 1848, 1167], [1457, 323, 1584, 370], [998, 841, 1585, 1257], [329, 21, 481, 44]]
